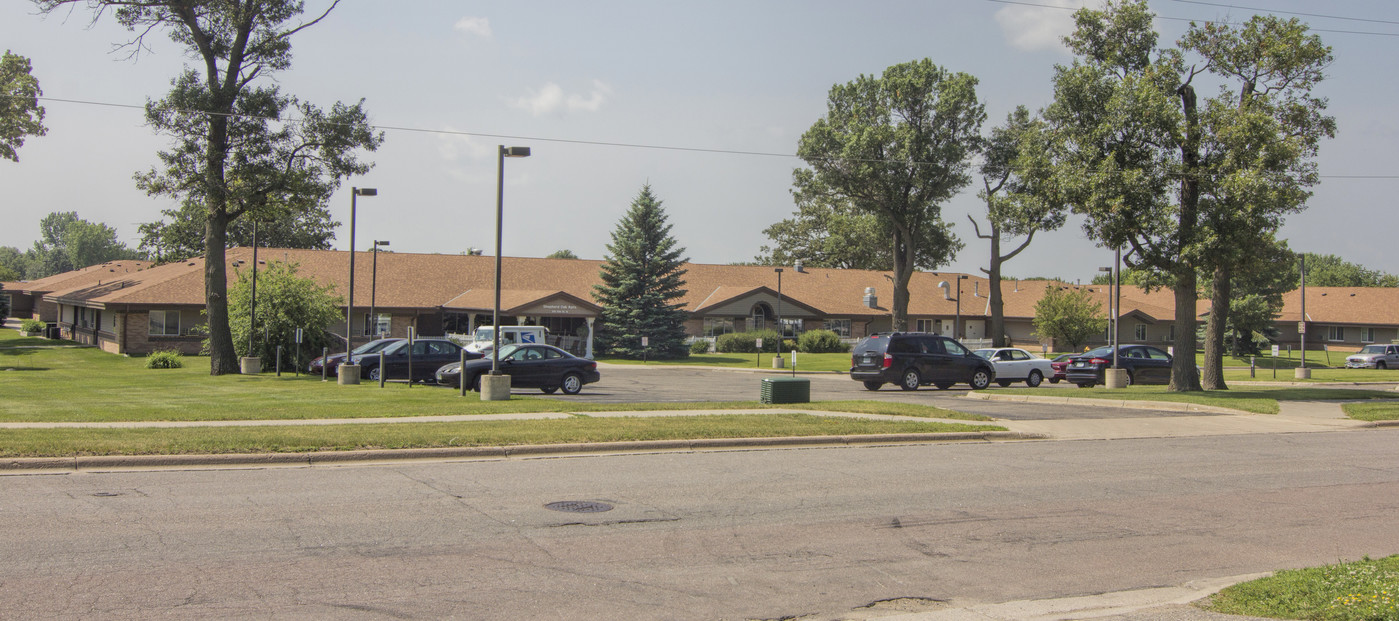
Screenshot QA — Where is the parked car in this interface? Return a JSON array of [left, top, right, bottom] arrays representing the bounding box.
[[436, 343, 600, 394], [308, 338, 402, 375], [359, 338, 481, 383], [973, 347, 1055, 387], [1065, 344, 1173, 387], [1049, 353, 1074, 384], [850, 332, 994, 391], [1345, 344, 1399, 369]]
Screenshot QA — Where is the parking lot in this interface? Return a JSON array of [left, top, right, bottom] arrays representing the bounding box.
[[537, 364, 1216, 421]]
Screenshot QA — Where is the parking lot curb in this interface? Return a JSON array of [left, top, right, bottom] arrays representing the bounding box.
[[0, 431, 1043, 473], [962, 391, 1248, 415]]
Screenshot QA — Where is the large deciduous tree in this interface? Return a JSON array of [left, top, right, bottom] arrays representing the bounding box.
[[795, 59, 982, 330], [1185, 16, 1334, 390], [1291, 253, 1399, 288], [1032, 284, 1107, 354], [592, 185, 690, 360], [25, 211, 142, 279], [0, 50, 47, 162], [970, 106, 1066, 347], [36, 0, 384, 375]]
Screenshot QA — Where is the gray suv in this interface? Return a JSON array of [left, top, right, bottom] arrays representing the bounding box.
[[1345, 344, 1399, 369]]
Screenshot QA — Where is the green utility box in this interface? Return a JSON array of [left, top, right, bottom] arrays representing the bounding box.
[[760, 377, 811, 404]]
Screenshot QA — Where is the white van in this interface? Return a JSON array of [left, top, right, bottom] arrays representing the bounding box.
[[465, 325, 548, 355]]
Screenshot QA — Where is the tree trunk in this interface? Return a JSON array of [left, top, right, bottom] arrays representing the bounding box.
[[1202, 265, 1230, 390], [204, 100, 237, 375], [889, 227, 914, 332], [987, 229, 1005, 347], [1170, 82, 1203, 392]]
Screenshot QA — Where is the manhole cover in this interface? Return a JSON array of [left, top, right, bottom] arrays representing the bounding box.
[[545, 500, 613, 513]]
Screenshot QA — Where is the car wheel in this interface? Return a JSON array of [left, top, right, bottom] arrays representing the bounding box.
[[970, 368, 992, 390], [1124, 370, 1134, 386], [470, 374, 482, 392], [368, 366, 381, 381], [900, 369, 921, 391], [934, 382, 953, 390], [541, 386, 559, 394], [997, 380, 1013, 387], [1026, 370, 1043, 387], [561, 373, 584, 395], [862, 381, 884, 391], [1378, 361, 1388, 370], [1048, 378, 1060, 384]]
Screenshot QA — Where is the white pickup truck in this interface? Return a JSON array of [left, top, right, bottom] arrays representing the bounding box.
[[464, 325, 548, 355], [1345, 344, 1399, 369]]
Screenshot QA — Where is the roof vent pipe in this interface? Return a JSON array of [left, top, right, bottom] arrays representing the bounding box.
[[863, 287, 878, 309], [794, 259, 804, 273], [974, 281, 980, 297], [938, 281, 951, 300]]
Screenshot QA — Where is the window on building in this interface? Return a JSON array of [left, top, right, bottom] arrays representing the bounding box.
[[1361, 327, 1375, 343], [1327, 325, 1345, 341], [914, 319, 935, 333], [779, 318, 803, 338], [1135, 324, 1147, 341], [703, 317, 735, 337], [823, 318, 851, 338], [362, 313, 391, 337], [149, 310, 181, 336], [1166, 324, 1176, 342]]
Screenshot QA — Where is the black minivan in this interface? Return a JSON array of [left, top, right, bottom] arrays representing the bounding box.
[[850, 332, 995, 391]]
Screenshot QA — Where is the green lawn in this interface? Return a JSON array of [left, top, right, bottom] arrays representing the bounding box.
[[1205, 555, 1399, 621], [0, 331, 1003, 456], [995, 385, 1399, 415], [1342, 401, 1399, 422]]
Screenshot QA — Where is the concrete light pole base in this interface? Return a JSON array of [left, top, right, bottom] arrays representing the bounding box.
[[1294, 367, 1312, 380], [338, 364, 361, 385], [1104, 368, 1129, 389], [772, 357, 785, 369], [240, 357, 262, 375], [481, 374, 512, 401]]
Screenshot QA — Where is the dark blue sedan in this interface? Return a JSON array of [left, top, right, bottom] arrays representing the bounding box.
[[435, 344, 600, 394]]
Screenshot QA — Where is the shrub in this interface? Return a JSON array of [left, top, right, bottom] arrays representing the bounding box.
[[145, 350, 184, 369], [20, 318, 45, 333], [798, 329, 849, 353], [716, 329, 783, 353], [689, 339, 711, 355], [782, 339, 798, 352]]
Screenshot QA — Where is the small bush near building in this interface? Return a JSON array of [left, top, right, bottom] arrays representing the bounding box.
[[20, 318, 45, 334], [798, 329, 849, 353], [145, 350, 184, 369], [716, 329, 784, 353], [689, 339, 711, 355]]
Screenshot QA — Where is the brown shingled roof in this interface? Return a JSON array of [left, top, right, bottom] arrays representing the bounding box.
[[10, 260, 152, 296]]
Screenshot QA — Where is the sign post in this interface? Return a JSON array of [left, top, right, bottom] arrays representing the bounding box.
[[642, 336, 649, 364], [755, 337, 763, 368], [294, 328, 304, 377]]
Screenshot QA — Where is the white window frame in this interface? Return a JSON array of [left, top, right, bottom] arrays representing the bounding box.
[[1327, 325, 1345, 342], [915, 319, 935, 333], [703, 317, 735, 338], [1361, 327, 1375, 343], [149, 310, 181, 337], [362, 313, 391, 337]]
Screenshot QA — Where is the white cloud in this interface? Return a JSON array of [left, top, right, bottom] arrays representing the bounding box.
[[453, 16, 492, 38], [437, 127, 493, 162], [510, 80, 612, 116], [993, 0, 1088, 52]]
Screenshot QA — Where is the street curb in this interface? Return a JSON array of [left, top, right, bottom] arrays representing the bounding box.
[[962, 391, 1249, 415], [0, 431, 1043, 473]]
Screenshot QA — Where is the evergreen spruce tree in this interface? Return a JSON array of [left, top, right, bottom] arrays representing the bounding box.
[[593, 185, 690, 359]]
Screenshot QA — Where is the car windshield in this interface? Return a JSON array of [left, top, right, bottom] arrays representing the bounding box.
[[973, 349, 994, 360], [1082, 346, 1113, 358], [1359, 345, 1386, 354], [496, 344, 521, 359], [473, 328, 494, 342], [354, 339, 396, 354]]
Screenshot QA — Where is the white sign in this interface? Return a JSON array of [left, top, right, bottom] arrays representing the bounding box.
[[755, 338, 763, 349], [1271, 344, 1280, 357], [641, 336, 649, 347], [1297, 321, 1306, 334]]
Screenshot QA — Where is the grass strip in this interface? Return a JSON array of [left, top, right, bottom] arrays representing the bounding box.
[[1204, 555, 1399, 621], [992, 385, 1399, 415], [598, 352, 852, 372], [1341, 401, 1399, 422], [0, 414, 1003, 458]]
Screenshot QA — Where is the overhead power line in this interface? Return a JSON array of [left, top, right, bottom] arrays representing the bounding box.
[[981, 0, 1399, 37], [15, 95, 1399, 181]]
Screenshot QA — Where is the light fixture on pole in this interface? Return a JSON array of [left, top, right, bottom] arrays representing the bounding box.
[[489, 146, 531, 396], [774, 268, 784, 341], [370, 240, 390, 338], [345, 187, 376, 367]]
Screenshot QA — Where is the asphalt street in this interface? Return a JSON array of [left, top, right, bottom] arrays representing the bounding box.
[[3, 431, 1396, 620]]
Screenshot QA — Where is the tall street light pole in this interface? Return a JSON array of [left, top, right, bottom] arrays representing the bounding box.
[[774, 268, 784, 341], [249, 220, 258, 359], [491, 146, 531, 385], [346, 187, 376, 367], [370, 240, 390, 338]]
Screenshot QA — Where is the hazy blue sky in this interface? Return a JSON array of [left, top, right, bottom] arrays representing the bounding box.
[[3, 0, 1396, 282]]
